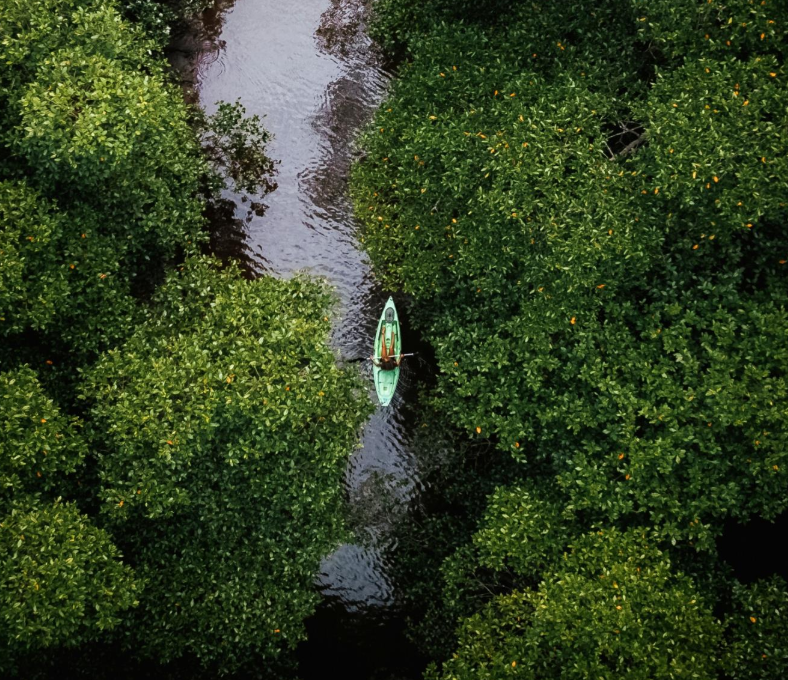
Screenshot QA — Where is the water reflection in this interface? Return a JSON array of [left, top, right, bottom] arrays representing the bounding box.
[[318, 544, 394, 609], [195, 0, 425, 625], [166, 0, 236, 104]]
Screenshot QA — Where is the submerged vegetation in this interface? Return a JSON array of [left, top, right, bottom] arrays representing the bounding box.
[[354, 0, 788, 677], [0, 0, 369, 675]]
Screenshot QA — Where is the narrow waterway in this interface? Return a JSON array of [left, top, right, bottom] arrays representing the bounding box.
[[191, 1, 428, 677]]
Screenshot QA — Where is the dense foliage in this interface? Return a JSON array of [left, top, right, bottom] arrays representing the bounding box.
[[356, 0, 788, 676], [119, 0, 215, 44], [434, 529, 723, 680], [0, 499, 139, 653], [0, 367, 87, 497], [1, 0, 370, 675], [722, 577, 788, 680], [1, 0, 201, 362], [82, 258, 370, 669]]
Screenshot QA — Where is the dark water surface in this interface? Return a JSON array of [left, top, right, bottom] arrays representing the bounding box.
[[193, 1, 428, 677]]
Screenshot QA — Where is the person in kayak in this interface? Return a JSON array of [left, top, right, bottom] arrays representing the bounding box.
[[371, 326, 402, 371]]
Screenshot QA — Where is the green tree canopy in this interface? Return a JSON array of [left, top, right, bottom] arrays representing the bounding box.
[[354, 0, 788, 545], [0, 0, 153, 85], [0, 180, 139, 361], [11, 48, 203, 255], [631, 0, 788, 64], [434, 529, 723, 680], [722, 577, 788, 680], [0, 0, 367, 674], [471, 484, 575, 577], [357, 2, 788, 676], [0, 366, 87, 498], [637, 55, 787, 235], [0, 498, 138, 653], [0, 181, 70, 335], [81, 257, 371, 670], [1, 0, 205, 363]]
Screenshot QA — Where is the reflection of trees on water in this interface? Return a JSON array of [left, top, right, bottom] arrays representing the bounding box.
[[202, 196, 272, 277], [168, 0, 277, 276], [316, 0, 376, 58], [165, 0, 237, 103], [304, 0, 389, 226], [302, 68, 387, 216], [298, 0, 393, 359]]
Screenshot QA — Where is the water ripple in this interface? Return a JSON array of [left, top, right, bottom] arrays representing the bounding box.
[[196, 0, 431, 621]]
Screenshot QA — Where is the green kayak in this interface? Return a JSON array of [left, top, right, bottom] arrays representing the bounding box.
[[373, 297, 401, 406]]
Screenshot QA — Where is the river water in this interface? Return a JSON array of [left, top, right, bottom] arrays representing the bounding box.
[[185, 1, 427, 677]]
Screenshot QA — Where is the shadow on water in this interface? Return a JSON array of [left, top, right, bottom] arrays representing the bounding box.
[[299, 300, 436, 680], [202, 195, 273, 278], [299, 603, 429, 680], [165, 0, 237, 105]]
